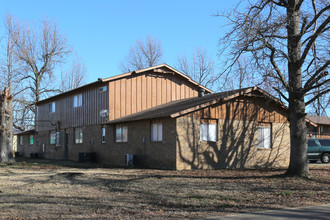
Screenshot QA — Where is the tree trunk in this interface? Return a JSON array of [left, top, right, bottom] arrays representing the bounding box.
[[285, 0, 309, 177], [0, 87, 14, 163]]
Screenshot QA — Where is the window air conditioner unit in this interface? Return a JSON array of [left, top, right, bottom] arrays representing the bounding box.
[[125, 154, 137, 167]]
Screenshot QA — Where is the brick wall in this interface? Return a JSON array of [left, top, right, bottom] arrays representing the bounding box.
[[176, 116, 290, 170], [37, 117, 177, 169]]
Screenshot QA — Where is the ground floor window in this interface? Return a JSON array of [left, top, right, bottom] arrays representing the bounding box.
[[102, 127, 106, 143], [19, 136, 24, 145], [257, 123, 272, 149], [116, 124, 127, 142], [200, 119, 218, 142], [151, 123, 162, 142], [75, 128, 83, 144], [50, 131, 56, 145], [29, 134, 34, 145]]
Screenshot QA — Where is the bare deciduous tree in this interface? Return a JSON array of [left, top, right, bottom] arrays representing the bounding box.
[[120, 35, 163, 72], [10, 17, 70, 125], [218, 0, 329, 177], [60, 58, 87, 92], [176, 48, 216, 88]]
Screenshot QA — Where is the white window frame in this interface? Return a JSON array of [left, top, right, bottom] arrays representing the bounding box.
[[257, 125, 272, 149], [49, 102, 55, 113], [50, 131, 56, 145], [29, 134, 34, 145], [74, 128, 83, 144], [200, 121, 218, 142], [74, 94, 82, 108], [151, 123, 163, 142], [115, 125, 128, 142], [101, 127, 106, 143]]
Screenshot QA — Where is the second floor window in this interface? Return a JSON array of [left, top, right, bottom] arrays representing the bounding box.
[[116, 124, 127, 142], [49, 102, 55, 113], [74, 94, 82, 107]]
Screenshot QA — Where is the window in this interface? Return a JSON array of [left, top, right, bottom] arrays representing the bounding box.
[[19, 136, 24, 145], [49, 102, 55, 113], [101, 127, 106, 143], [200, 120, 218, 142], [257, 124, 271, 149], [74, 94, 82, 107], [116, 125, 127, 142], [55, 132, 61, 147], [99, 86, 107, 93], [319, 140, 330, 146], [320, 126, 324, 133], [151, 123, 162, 142], [308, 140, 317, 147], [50, 131, 56, 145], [29, 134, 34, 145], [75, 128, 83, 144]]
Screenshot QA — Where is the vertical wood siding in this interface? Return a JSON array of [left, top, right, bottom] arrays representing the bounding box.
[[37, 84, 109, 131], [187, 97, 288, 124], [108, 71, 199, 120], [37, 68, 204, 131]]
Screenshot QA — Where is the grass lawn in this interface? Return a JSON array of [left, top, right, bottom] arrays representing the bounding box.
[[0, 158, 329, 219]]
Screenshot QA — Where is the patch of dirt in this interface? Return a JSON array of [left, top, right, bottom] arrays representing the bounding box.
[[0, 160, 329, 219]]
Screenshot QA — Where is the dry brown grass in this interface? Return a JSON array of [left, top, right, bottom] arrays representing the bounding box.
[[0, 158, 329, 219]]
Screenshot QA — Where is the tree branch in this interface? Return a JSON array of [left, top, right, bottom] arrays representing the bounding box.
[[306, 88, 330, 106]]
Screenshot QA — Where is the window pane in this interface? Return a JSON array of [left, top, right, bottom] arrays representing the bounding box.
[[208, 124, 217, 142], [319, 140, 330, 146], [258, 126, 271, 148], [75, 128, 83, 143], [79, 94, 82, 106], [116, 126, 122, 142], [263, 127, 271, 148], [200, 124, 208, 141], [257, 127, 264, 148], [74, 96, 77, 107], [29, 135, 34, 145], [151, 124, 157, 141], [78, 132, 83, 143], [122, 126, 128, 142], [308, 140, 317, 147], [50, 131, 56, 144], [157, 123, 162, 141]]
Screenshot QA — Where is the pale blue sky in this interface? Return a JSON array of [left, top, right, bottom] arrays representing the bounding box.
[[0, 0, 239, 83]]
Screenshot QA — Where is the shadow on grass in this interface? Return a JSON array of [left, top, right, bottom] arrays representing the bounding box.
[[12, 157, 117, 169]]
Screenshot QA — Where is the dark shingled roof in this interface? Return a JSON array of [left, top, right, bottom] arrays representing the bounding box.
[[106, 87, 257, 124], [14, 129, 35, 135], [306, 115, 330, 125]]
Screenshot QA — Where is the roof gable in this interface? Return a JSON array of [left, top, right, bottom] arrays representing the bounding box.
[[101, 63, 213, 93]]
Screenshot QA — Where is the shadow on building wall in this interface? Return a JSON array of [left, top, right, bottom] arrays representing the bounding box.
[[177, 99, 289, 170]]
